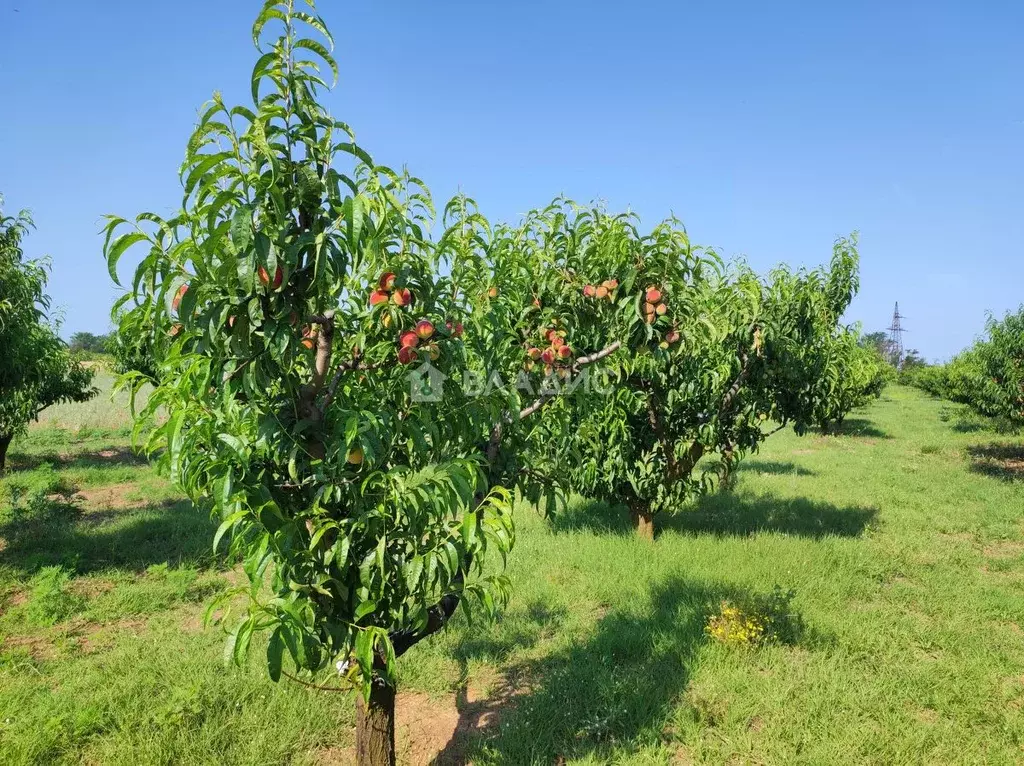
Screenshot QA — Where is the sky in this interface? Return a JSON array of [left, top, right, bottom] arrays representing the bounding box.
[[1, 1, 1021, 361]]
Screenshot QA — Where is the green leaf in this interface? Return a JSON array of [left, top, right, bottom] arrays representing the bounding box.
[[231, 206, 253, 252], [294, 38, 338, 85], [218, 433, 246, 456], [213, 509, 248, 552], [167, 410, 185, 484], [461, 511, 477, 550], [252, 3, 287, 45], [354, 600, 376, 621], [293, 11, 335, 48], [267, 628, 285, 682], [106, 231, 149, 286]]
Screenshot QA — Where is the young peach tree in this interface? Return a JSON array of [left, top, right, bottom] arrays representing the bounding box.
[[755, 239, 883, 434], [810, 328, 889, 433], [973, 307, 1024, 423], [463, 201, 723, 537], [104, 5, 522, 764], [0, 197, 96, 471]]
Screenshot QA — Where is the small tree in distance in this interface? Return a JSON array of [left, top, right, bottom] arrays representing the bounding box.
[[68, 331, 111, 355], [0, 197, 96, 471]]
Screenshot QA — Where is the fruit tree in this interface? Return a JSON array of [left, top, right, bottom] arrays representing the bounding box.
[[102, 5, 533, 763], [0, 197, 96, 472]]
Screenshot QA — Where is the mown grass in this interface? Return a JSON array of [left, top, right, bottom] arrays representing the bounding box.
[[1, 384, 1022, 764]]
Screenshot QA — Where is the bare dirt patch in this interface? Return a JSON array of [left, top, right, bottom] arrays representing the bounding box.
[[671, 747, 697, 765], [70, 483, 177, 517], [75, 483, 143, 511], [2, 633, 57, 661], [983, 540, 1024, 560], [0, 589, 28, 616], [402, 673, 529, 765], [313, 672, 529, 765], [64, 446, 146, 466], [915, 707, 940, 724], [395, 691, 464, 765]]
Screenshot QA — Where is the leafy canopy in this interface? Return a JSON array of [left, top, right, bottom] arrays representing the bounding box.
[[105, 0, 517, 695], [0, 196, 96, 455]]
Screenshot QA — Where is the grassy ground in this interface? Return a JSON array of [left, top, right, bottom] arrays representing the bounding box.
[[1, 384, 1022, 764]]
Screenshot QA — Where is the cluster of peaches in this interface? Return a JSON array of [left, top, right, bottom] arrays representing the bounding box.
[[368, 271, 413, 309], [368, 272, 462, 365], [643, 286, 682, 348], [581, 279, 618, 301], [524, 326, 574, 377]]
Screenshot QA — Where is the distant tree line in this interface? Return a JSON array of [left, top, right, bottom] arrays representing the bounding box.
[[68, 331, 112, 355]]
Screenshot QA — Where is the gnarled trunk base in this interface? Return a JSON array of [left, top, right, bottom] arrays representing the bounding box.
[[631, 504, 655, 541], [356, 678, 396, 766]]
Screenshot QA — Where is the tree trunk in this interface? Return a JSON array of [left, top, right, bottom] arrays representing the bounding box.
[[630, 503, 655, 541], [356, 678, 396, 766], [0, 433, 11, 473]]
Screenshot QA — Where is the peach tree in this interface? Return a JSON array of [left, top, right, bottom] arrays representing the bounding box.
[[809, 328, 889, 433], [460, 201, 724, 536], [0, 197, 96, 471], [522, 209, 864, 537], [439, 198, 630, 507], [973, 307, 1024, 423], [755, 239, 879, 434], [103, 4, 517, 764]]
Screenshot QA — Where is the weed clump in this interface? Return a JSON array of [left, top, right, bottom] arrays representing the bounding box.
[[23, 566, 84, 626], [706, 587, 803, 648]]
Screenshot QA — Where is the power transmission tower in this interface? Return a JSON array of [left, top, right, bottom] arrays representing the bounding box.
[[887, 302, 906, 369]]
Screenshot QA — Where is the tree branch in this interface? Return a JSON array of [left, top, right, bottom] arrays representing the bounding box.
[[321, 352, 381, 413], [518, 340, 622, 420], [390, 584, 466, 658], [298, 311, 335, 460], [718, 350, 752, 419], [309, 311, 336, 396], [485, 422, 503, 466]]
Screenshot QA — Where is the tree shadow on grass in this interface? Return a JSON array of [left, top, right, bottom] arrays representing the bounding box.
[[0, 497, 221, 577], [550, 493, 877, 539], [967, 443, 1024, 482], [940, 406, 989, 434], [663, 493, 878, 538], [814, 418, 892, 439], [737, 460, 816, 477], [939, 406, 1021, 436], [436, 576, 747, 763], [448, 599, 571, 668], [6, 445, 149, 473]]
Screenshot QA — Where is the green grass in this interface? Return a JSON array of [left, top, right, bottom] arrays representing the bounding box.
[[1, 385, 1023, 763]]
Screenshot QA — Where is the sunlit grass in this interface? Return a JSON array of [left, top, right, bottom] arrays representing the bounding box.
[[1, 385, 1022, 763]]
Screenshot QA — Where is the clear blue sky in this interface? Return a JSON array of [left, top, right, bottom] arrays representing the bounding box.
[[2, 1, 1021, 361]]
